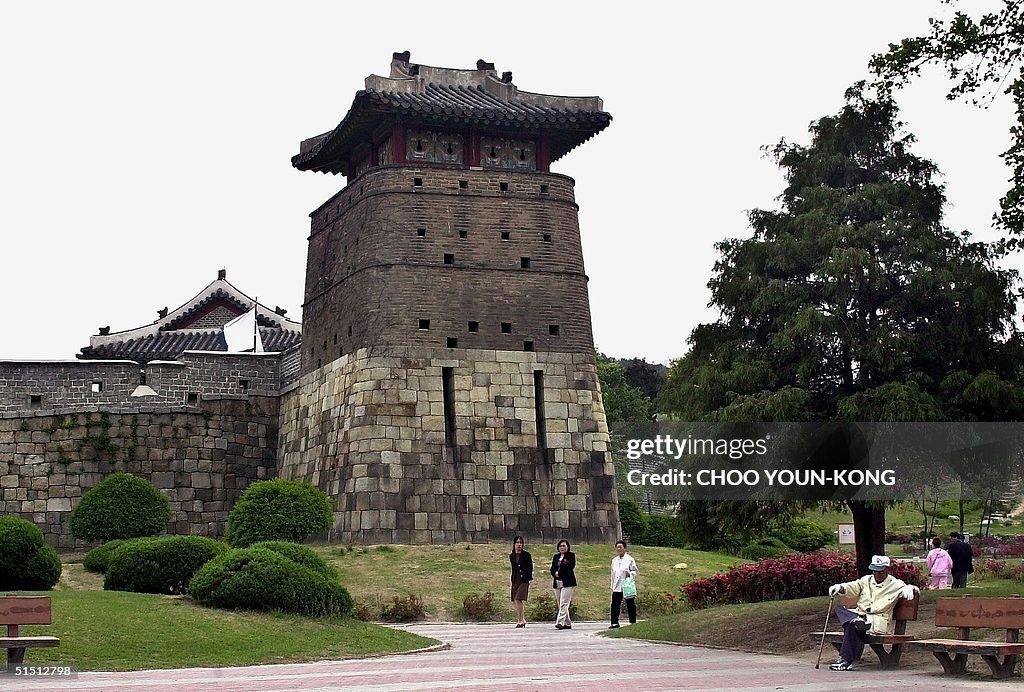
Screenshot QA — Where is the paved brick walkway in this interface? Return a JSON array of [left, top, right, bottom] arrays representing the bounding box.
[[3, 622, 1009, 691]]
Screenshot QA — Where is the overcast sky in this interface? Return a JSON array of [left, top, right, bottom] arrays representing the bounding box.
[[1, 1, 1016, 365]]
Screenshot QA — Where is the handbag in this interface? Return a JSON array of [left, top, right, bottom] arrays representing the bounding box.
[[622, 574, 637, 599]]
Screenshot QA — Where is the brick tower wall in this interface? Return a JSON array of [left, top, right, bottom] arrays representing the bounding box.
[[301, 167, 594, 372]]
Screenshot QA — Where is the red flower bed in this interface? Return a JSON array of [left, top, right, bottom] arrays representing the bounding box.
[[889, 560, 926, 587], [681, 552, 925, 609], [971, 536, 1024, 558]]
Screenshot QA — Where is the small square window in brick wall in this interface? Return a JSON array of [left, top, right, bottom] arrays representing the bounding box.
[[501, 322, 512, 334], [414, 177, 423, 187], [500, 182, 508, 191], [549, 324, 560, 336], [91, 381, 102, 393], [417, 228, 426, 237], [543, 233, 552, 243], [459, 180, 468, 189], [444, 254, 454, 265], [419, 319, 430, 330], [468, 321, 479, 332], [523, 340, 534, 352], [459, 230, 467, 239], [446, 337, 458, 348], [29, 395, 42, 409], [540, 184, 549, 193], [239, 379, 250, 393], [187, 392, 199, 405], [500, 232, 510, 240], [521, 257, 531, 268]]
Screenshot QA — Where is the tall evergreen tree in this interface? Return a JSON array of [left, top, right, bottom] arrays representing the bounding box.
[[658, 86, 1021, 574]]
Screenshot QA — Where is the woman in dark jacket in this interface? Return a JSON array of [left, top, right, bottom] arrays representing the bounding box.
[[509, 535, 533, 628], [549, 539, 577, 629]]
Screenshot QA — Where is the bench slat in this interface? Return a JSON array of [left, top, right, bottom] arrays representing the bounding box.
[[910, 639, 1024, 656], [809, 632, 913, 643], [0, 637, 60, 648], [934, 597, 1024, 630], [0, 597, 51, 627]]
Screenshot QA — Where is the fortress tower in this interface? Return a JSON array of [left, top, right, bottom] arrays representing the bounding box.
[[280, 52, 619, 543]]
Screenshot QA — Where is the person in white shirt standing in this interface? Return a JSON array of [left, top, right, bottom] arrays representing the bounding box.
[[609, 540, 639, 628]]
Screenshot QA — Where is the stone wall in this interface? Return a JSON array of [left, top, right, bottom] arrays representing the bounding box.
[[279, 345, 620, 544], [0, 352, 281, 413], [301, 166, 594, 372], [0, 398, 278, 547]]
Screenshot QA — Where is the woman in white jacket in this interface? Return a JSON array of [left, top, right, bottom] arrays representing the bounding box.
[[609, 540, 638, 628]]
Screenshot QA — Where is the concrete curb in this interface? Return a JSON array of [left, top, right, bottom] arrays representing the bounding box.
[[363, 641, 451, 658]]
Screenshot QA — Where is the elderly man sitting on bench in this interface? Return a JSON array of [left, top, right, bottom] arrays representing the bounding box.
[[826, 555, 920, 671]]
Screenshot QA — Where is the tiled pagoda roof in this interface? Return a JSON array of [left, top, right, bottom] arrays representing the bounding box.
[[292, 52, 612, 175]]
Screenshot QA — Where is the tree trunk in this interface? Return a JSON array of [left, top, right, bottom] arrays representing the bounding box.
[[847, 500, 886, 576], [958, 494, 966, 535]]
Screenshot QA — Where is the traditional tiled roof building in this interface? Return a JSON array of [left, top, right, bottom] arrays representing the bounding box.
[[78, 269, 302, 364]]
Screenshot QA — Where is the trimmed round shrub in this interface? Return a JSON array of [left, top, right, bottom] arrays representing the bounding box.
[[104, 536, 227, 594], [70, 473, 170, 542], [250, 541, 335, 578], [83, 539, 127, 573], [772, 519, 834, 553], [739, 536, 792, 560], [190, 547, 353, 616], [225, 480, 332, 547], [0, 516, 61, 590]]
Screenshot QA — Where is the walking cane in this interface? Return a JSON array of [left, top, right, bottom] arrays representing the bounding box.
[[814, 595, 835, 669]]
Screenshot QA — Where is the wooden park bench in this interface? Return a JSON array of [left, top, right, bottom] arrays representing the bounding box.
[[909, 595, 1024, 679], [809, 594, 919, 668], [0, 595, 60, 673]]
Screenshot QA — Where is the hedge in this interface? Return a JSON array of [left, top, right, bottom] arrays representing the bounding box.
[[190, 547, 352, 616], [739, 536, 792, 560], [103, 536, 227, 594], [771, 519, 835, 553], [83, 539, 128, 573], [250, 541, 336, 578]]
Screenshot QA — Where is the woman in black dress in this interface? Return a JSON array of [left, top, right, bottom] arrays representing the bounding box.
[[509, 535, 533, 628]]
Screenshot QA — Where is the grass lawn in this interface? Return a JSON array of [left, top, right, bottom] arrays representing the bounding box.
[[16, 564, 435, 671], [318, 542, 745, 621], [34, 543, 741, 670], [606, 578, 1024, 677]]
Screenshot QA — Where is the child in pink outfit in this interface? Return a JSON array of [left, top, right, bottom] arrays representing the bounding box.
[[926, 536, 953, 589]]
